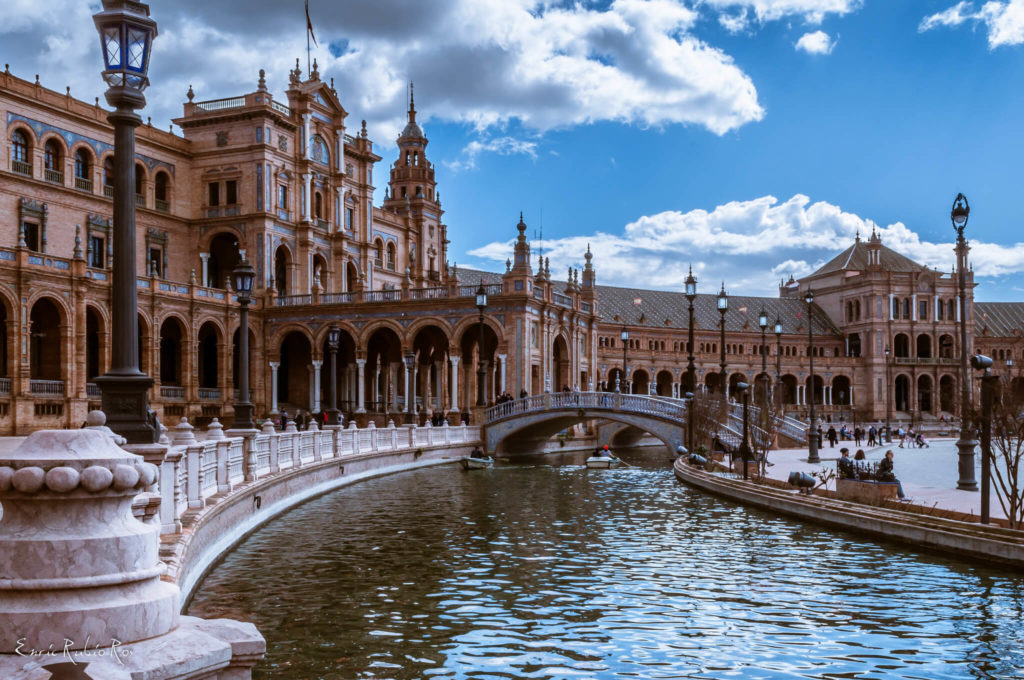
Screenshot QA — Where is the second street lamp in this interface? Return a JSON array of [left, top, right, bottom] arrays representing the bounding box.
[[806, 289, 820, 463], [231, 258, 255, 430], [953, 192, 979, 491], [758, 307, 769, 419], [685, 266, 697, 395], [717, 283, 728, 399], [774, 317, 783, 410], [475, 283, 487, 407], [619, 325, 629, 393], [325, 325, 341, 426]]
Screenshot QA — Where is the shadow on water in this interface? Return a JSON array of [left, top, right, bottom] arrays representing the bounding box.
[[187, 445, 1024, 680]]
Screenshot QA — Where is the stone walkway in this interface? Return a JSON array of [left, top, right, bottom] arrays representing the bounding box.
[[762, 438, 1011, 520]]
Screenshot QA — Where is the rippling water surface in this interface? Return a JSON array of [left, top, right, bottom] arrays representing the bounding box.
[[187, 448, 1024, 679]]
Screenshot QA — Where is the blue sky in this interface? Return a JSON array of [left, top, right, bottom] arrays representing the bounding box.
[[5, 0, 1024, 300]]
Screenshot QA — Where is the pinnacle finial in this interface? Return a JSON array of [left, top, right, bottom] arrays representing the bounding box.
[[408, 82, 416, 123], [186, 84, 194, 102], [258, 68, 267, 91]]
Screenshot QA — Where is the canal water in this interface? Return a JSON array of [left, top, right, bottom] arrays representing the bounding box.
[[187, 447, 1024, 679]]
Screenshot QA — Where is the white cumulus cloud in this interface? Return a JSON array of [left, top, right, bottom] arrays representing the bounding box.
[[701, 0, 861, 24], [795, 30, 836, 53], [467, 194, 1024, 295], [444, 136, 539, 171], [920, 0, 1024, 47]]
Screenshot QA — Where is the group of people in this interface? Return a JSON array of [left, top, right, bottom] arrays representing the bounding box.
[[494, 392, 516, 405], [837, 447, 906, 499], [894, 426, 929, 449], [822, 422, 929, 449]]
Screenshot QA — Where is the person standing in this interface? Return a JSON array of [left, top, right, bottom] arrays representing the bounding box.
[[827, 426, 838, 448]]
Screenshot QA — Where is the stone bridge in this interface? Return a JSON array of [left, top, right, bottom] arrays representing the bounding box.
[[483, 392, 691, 456]]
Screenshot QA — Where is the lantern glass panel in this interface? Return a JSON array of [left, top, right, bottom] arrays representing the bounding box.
[[126, 25, 149, 72], [102, 26, 122, 69], [685, 281, 695, 297]]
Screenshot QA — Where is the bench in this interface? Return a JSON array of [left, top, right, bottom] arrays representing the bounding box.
[[836, 478, 900, 505]]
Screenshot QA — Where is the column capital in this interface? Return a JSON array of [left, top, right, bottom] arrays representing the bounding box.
[[269, 361, 280, 369], [199, 252, 210, 261], [356, 358, 367, 368], [311, 359, 323, 368], [450, 355, 461, 365]]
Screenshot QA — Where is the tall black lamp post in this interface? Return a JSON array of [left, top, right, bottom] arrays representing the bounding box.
[[231, 259, 255, 429], [685, 266, 697, 395], [805, 289, 820, 463], [91, 0, 159, 444], [736, 381, 751, 480], [684, 391, 695, 456], [619, 325, 629, 393], [475, 283, 487, 407], [325, 325, 341, 426], [717, 283, 728, 398], [774, 317, 783, 410], [885, 345, 893, 443], [758, 307, 769, 416], [953, 193, 979, 491], [973, 354, 996, 524]]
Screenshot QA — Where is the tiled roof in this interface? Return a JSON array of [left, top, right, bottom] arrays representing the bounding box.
[[454, 268, 839, 336], [809, 239, 928, 278], [975, 302, 1024, 338]]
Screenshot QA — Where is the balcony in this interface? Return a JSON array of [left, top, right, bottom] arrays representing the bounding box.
[[44, 169, 64, 185], [427, 270, 440, 282], [195, 96, 246, 112], [135, 193, 146, 207], [0, 378, 10, 395], [86, 383, 101, 397], [11, 160, 31, 176], [30, 379, 65, 396], [160, 386, 185, 400], [198, 387, 222, 401], [103, 184, 114, 198], [75, 177, 93, 192], [893, 357, 959, 366], [155, 199, 169, 213], [374, 258, 384, 269], [316, 218, 329, 229]]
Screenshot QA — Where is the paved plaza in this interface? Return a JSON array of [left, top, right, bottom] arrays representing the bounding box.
[[764, 437, 1012, 520]]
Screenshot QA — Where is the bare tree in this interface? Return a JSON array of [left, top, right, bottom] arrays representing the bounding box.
[[989, 374, 1024, 528]]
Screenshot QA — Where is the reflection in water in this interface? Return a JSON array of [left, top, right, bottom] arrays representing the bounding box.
[[188, 447, 1024, 679]]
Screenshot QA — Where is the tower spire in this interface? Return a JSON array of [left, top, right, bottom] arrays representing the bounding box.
[[408, 82, 416, 123]]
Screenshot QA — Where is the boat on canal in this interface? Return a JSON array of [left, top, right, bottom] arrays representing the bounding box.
[[586, 446, 620, 468], [462, 447, 494, 469]]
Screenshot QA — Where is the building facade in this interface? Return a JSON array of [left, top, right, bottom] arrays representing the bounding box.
[[1, 65, 1021, 435]]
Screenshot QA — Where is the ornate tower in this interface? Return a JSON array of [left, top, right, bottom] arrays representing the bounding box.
[[581, 243, 596, 301], [384, 84, 443, 284]]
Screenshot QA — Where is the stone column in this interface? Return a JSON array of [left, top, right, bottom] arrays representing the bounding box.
[[498, 353, 507, 395], [356, 358, 367, 413], [450, 355, 461, 414], [311, 359, 323, 412], [303, 112, 312, 160], [269, 361, 280, 414], [434, 359, 444, 412], [199, 252, 210, 287]]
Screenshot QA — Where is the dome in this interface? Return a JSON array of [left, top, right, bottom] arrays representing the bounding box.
[[400, 121, 424, 139]]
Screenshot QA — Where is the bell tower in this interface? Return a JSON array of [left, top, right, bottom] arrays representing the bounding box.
[[384, 84, 443, 284]]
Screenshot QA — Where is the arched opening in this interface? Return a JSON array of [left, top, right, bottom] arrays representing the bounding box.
[[74, 148, 92, 184], [605, 368, 624, 392], [656, 370, 673, 396], [159, 318, 185, 385], [781, 374, 797, 405], [386, 242, 396, 271], [412, 325, 450, 414], [43, 139, 62, 174], [893, 333, 910, 358], [138, 314, 149, 376], [312, 254, 328, 291], [553, 336, 570, 392], [346, 261, 358, 292], [0, 302, 9, 379], [274, 246, 290, 296], [29, 298, 63, 381], [314, 191, 323, 220], [459, 323, 498, 409], [374, 239, 384, 267], [11, 129, 30, 168], [805, 374, 824, 406], [319, 328, 356, 412], [231, 327, 257, 402], [154, 171, 170, 207], [197, 322, 220, 389], [207, 232, 241, 290], [916, 334, 932, 359], [705, 372, 723, 395], [278, 331, 312, 412], [728, 373, 748, 399], [103, 157, 114, 190], [938, 334, 954, 359], [86, 307, 103, 382], [917, 374, 933, 413], [630, 368, 649, 395], [847, 333, 861, 358], [135, 162, 146, 202], [832, 375, 851, 406], [894, 374, 910, 413], [939, 375, 955, 413]]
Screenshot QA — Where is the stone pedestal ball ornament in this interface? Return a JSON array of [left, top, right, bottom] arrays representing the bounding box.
[[0, 429, 177, 652]]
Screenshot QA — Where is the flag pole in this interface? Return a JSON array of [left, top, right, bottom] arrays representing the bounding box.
[[305, 0, 311, 77]]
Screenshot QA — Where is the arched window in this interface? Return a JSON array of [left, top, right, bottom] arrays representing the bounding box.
[[374, 239, 383, 265], [135, 162, 145, 202], [405, 152, 411, 166], [386, 241, 396, 270], [74, 149, 90, 179], [903, 298, 911, 318], [103, 157, 114, 188], [892, 297, 900, 319], [948, 299, 956, 320], [855, 300, 861, 320], [314, 192, 323, 219], [154, 172, 169, 210], [937, 300, 945, 321], [44, 140, 61, 171], [11, 129, 29, 164]]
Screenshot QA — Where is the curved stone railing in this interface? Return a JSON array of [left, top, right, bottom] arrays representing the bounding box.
[[485, 392, 688, 423]]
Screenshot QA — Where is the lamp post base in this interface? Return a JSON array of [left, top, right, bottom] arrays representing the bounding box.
[[324, 408, 341, 427], [94, 372, 158, 445], [232, 401, 256, 430], [956, 434, 979, 491]]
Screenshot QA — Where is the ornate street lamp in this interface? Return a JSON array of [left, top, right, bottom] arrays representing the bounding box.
[[618, 325, 629, 393], [325, 324, 341, 426], [805, 289, 820, 463], [774, 317, 783, 410], [952, 192, 979, 491], [685, 266, 697, 395], [231, 258, 255, 429], [758, 306, 769, 415], [972, 353, 996, 524], [91, 0, 159, 444], [684, 391, 695, 457], [475, 283, 487, 407], [736, 381, 751, 480], [717, 283, 728, 399]]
